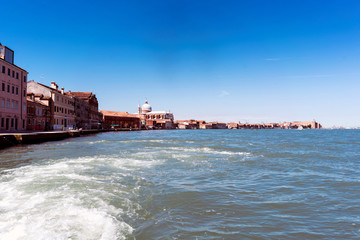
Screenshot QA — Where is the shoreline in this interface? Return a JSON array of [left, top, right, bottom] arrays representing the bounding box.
[[0, 128, 354, 151], [0, 129, 110, 150]]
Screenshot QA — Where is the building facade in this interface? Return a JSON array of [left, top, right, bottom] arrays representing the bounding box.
[[27, 81, 75, 130], [101, 111, 140, 130], [26, 93, 51, 131], [71, 93, 89, 129], [0, 43, 28, 132], [137, 100, 174, 129], [67, 92, 99, 129]]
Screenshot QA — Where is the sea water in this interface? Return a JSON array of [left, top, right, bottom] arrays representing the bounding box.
[[0, 130, 359, 239]]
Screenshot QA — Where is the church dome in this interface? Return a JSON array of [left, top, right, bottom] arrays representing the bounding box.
[[141, 100, 152, 113]]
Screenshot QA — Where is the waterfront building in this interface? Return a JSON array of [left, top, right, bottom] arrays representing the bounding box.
[[237, 121, 322, 129], [26, 93, 51, 131], [290, 121, 322, 129], [199, 123, 213, 129], [226, 122, 239, 129], [27, 81, 75, 130], [208, 122, 227, 129], [66, 92, 99, 129], [177, 122, 191, 129], [98, 111, 104, 129], [0, 43, 28, 132], [137, 100, 174, 129], [101, 111, 140, 130], [66, 92, 89, 129], [175, 120, 205, 129], [279, 121, 322, 129]]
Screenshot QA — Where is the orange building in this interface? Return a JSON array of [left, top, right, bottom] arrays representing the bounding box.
[[0, 43, 28, 132], [101, 111, 140, 130]]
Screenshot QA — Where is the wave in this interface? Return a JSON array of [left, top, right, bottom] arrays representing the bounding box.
[[152, 146, 251, 156], [0, 155, 147, 239]]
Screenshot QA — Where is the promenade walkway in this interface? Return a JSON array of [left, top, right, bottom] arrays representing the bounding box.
[[0, 129, 105, 150]]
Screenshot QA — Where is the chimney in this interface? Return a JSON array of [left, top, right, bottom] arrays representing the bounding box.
[[51, 81, 58, 90], [61, 87, 64, 94]]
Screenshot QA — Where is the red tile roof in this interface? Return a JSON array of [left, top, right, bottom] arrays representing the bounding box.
[[101, 111, 139, 118], [66, 92, 93, 98]]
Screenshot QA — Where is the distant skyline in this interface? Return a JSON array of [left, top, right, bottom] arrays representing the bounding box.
[[2, 0, 360, 127]]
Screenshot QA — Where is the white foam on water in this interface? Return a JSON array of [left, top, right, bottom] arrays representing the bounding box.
[[87, 140, 108, 144], [0, 155, 139, 240], [157, 146, 250, 156], [138, 139, 166, 143], [111, 158, 164, 170]]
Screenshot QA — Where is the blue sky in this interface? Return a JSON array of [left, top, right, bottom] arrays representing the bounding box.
[[2, 0, 360, 127]]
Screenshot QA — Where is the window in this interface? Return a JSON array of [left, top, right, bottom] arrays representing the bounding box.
[[7, 85, 10, 93], [1, 66, 5, 73], [24, 76, 27, 82], [7, 100, 10, 108], [1, 99, 4, 108], [2, 83, 4, 91], [12, 70, 14, 78], [12, 86, 14, 94], [16, 72, 19, 79], [11, 118, 14, 128], [16, 87, 18, 95], [11, 101, 14, 109], [8, 68, 10, 76], [1, 118, 4, 128], [23, 103, 26, 112], [23, 89, 26, 97]]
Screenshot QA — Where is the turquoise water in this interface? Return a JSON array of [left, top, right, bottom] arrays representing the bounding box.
[[0, 130, 359, 239]]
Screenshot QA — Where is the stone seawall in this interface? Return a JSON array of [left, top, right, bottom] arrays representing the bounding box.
[[0, 130, 107, 150]]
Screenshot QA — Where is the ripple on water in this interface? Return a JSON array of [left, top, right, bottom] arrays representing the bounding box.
[[0, 154, 153, 240], [0, 130, 360, 239]]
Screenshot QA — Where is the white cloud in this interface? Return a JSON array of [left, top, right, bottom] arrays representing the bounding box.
[[219, 90, 230, 97]]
